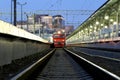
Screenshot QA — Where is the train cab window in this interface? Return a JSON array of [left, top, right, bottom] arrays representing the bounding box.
[[53, 34, 65, 38], [53, 35, 59, 38], [60, 34, 65, 38]]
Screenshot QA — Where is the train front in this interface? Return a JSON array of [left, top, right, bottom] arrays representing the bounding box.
[[53, 31, 65, 48]]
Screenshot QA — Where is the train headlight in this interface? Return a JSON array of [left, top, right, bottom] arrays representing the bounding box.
[[58, 31, 61, 34]]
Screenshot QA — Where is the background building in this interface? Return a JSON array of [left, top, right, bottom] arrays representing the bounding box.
[[17, 14, 74, 42], [53, 15, 65, 29]]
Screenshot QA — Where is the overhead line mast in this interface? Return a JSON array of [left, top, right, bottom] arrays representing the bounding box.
[[13, 0, 17, 26]]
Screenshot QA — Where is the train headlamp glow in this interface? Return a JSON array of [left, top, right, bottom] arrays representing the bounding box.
[[58, 31, 61, 34]]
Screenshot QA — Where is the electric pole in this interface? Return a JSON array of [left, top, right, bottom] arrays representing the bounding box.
[[17, 2, 27, 29], [13, 0, 17, 26]]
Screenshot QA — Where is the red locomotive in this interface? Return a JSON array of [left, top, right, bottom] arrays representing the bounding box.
[[53, 31, 65, 47]]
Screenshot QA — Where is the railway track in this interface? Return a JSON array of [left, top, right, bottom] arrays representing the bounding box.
[[11, 48, 120, 80], [68, 47, 120, 77], [36, 48, 93, 80]]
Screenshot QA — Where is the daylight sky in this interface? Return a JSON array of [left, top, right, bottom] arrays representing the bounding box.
[[0, 0, 107, 28]]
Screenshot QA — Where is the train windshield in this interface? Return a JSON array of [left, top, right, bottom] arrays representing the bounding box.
[[53, 34, 65, 38]]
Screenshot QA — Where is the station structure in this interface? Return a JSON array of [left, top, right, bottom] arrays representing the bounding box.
[[66, 0, 120, 46]]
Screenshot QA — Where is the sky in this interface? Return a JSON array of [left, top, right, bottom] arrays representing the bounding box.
[[0, 0, 107, 28]]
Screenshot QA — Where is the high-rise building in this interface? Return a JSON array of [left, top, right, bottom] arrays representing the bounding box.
[[25, 14, 53, 32], [16, 21, 27, 30], [17, 14, 66, 41], [41, 16, 53, 29], [53, 15, 65, 29]]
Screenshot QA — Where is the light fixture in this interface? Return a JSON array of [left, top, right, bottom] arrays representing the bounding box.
[[89, 29, 92, 31], [94, 26, 97, 29], [113, 22, 117, 25], [110, 19, 113, 22], [94, 30, 96, 33], [85, 28, 88, 31], [81, 30, 83, 33], [101, 24, 104, 26], [105, 26, 108, 28], [90, 25, 93, 28], [104, 16, 109, 20], [96, 21, 99, 25]]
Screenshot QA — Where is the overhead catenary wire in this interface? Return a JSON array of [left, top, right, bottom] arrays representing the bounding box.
[[0, 10, 95, 28]]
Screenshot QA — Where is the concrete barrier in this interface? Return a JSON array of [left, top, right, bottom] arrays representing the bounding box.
[[0, 39, 12, 65], [0, 38, 50, 66], [0, 20, 48, 43], [0, 20, 50, 66]]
